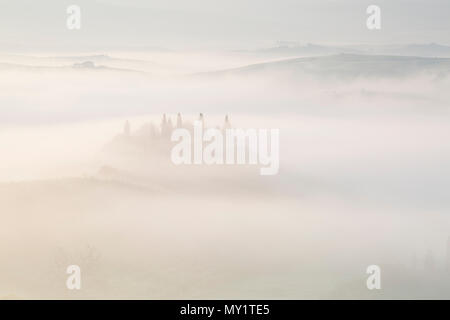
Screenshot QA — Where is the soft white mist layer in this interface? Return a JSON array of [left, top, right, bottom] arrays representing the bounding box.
[[0, 51, 449, 299]]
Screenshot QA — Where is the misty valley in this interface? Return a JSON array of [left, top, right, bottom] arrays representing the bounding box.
[[1, 41, 450, 299]]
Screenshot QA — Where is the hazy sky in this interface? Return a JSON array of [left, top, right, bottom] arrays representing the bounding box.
[[0, 0, 449, 51]]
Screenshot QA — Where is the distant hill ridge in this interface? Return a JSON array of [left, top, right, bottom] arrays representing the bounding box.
[[196, 53, 450, 79]]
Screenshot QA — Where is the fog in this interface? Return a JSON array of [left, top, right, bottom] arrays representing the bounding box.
[[1, 50, 450, 299]]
